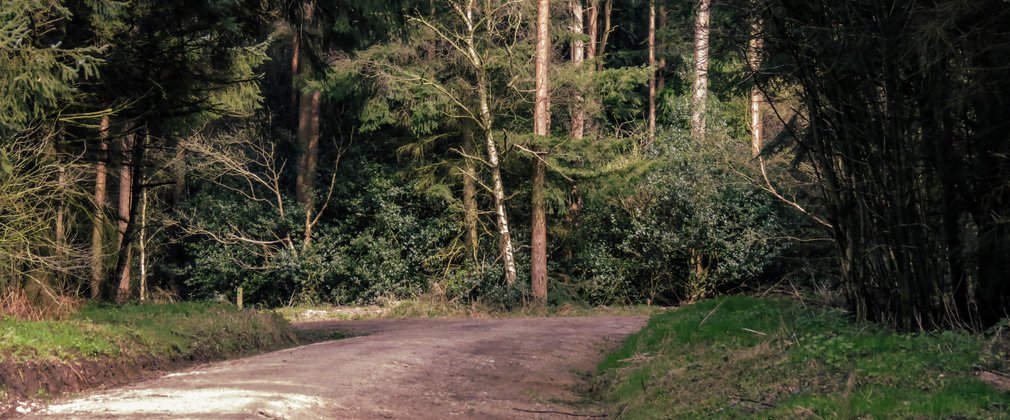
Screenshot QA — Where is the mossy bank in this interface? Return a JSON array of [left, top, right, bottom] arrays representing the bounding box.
[[595, 296, 1010, 418]]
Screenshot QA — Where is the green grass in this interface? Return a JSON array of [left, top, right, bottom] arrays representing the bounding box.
[[0, 302, 296, 362], [595, 296, 1010, 418]]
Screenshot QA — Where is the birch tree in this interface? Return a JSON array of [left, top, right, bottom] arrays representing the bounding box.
[[690, 0, 711, 142], [569, 0, 586, 140], [365, 0, 522, 285], [748, 3, 763, 157]]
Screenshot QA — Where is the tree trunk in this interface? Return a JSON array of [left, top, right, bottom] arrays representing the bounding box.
[[90, 116, 110, 299], [586, 0, 598, 61], [115, 131, 145, 303], [748, 8, 763, 156], [462, 128, 479, 257], [570, 0, 585, 140], [690, 0, 711, 143], [115, 134, 133, 301], [302, 89, 321, 247], [139, 184, 148, 302], [531, 0, 551, 304], [173, 141, 186, 203], [295, 89, 311, 205], [657, 7, 667, 93], [55, 144, 66, 254], [295, 0, 318, 217], [291, 31, 300, 109], [597, 0, 613, 71], [463, 3, 517, 285], [647, 0, 657, 147]]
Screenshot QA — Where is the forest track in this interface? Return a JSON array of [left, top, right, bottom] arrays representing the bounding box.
[[32, 316, 646, 419]]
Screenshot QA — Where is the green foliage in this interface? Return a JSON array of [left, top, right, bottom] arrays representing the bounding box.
[[566, 130, 788, 304], [0, 0, 104, 132], [182, 159, 456, 306], [596, 296, 1010, 418]]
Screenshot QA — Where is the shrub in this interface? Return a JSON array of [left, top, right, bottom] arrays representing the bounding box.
[[567, 129, 790, 304]]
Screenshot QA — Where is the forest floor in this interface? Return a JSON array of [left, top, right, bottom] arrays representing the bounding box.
[[30, 316, 646, 418]]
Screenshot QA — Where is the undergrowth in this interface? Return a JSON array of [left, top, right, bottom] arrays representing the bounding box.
[[594, 296, 1010, 418]]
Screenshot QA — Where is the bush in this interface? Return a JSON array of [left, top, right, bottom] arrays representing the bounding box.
[[181, 161, 457, 306], [566, 129, 790, 304]]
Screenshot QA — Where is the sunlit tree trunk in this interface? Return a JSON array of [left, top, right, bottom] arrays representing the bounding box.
[[586, 0, 598, 61], [138, 184, 148, 302], [295, 88, 311, 205], [295, 0, 321, 248], [646, 0, 657, 147], [583, 0, 600, 138], [302, 90, 321, 247], [115, 132, 141, 302], [531, 0, 551, 304], [690, 0, 711, 143], [748, 8, 763, 157], [597, 0, 613, 71], [462, 128, 479, 257], [570, 0, 585, 140], [463, 2, 516, 285], [90, 116, 110, 299]]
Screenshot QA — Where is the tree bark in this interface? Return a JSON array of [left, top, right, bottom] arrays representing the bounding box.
[[295, 90, 316, 206], [597, 0, 613, 71], [531, 0, 551, 304], [462, 128, 479, 257], [139, 184, 148, 302], [570, 0, 585, 140], [114, 131, 144, 303], [748, 8, 763, 156], [647, 0, 657, 147], [173, 141, 186, 203], [302, 89, 321, 247], [463, 3, 517, 285], [55, 141, 66, 254], [291, 31, 300, 109], [586, 0, 598, 61], [657, 7, 667, 93], [90, 116, 110, 299], [295, 0, 318, 220], [690, 0, 711, 143]]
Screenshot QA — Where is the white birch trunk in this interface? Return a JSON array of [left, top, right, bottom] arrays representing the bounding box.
[[690, 0, 712, 143]]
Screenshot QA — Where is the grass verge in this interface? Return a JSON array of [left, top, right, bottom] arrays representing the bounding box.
[[594, 296, 1010, 418], [0, 302, 298, 406], [1, 302, 295, 362]]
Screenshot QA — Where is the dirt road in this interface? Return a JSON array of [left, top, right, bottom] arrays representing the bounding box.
[[36, 316, 646, 419]]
